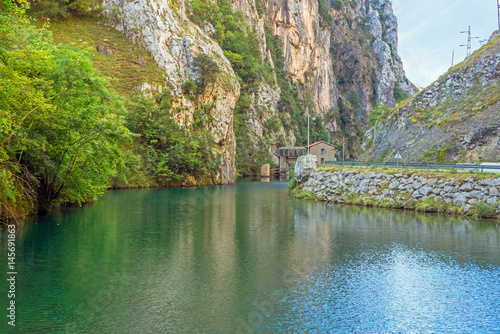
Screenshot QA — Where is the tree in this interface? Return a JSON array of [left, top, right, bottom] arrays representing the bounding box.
[[192, 53, 220, 95], [28, 0, 99, 19], [0, 6, 131, 217]]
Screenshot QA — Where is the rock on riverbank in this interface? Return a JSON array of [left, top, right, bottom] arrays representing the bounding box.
[[292, 168, 500, 218]]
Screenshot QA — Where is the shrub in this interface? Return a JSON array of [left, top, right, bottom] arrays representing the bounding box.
[[471, 201, 499, 218], [287, 177, 298, 193]]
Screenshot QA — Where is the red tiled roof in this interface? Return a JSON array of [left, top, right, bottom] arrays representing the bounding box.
[[305, 141, 337, 148]]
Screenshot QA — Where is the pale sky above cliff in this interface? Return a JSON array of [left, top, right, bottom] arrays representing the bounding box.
[[393, 0, 498, 88]]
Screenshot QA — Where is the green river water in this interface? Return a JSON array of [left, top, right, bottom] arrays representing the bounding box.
[[0, 180, 499, 333]]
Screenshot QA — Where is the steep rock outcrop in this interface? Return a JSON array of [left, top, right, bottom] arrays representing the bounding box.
[[362, 34, 500, 163], [267, 0, 338, 115], [102, 0, 240, 184], [244, 83, 296, 163], [368, 0, 415, 106], [233, 0, 294, 158], [261, 0, 415, 144]]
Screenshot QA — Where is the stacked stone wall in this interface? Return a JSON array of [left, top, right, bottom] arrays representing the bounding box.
[[297, 170, 500, 216]]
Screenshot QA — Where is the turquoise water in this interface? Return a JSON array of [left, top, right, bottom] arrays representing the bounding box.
[[1, 181, 499, 333]]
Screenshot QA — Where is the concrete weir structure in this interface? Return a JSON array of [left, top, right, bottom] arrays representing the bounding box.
[[277, 147, 306, 175]]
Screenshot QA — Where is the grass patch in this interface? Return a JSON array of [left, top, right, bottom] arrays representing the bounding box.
[[317, 164, 498, 182], [292, 188, 316, 200], [41, 15, 166, 99]]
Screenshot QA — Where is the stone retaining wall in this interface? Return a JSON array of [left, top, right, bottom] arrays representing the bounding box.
[[296, 169, 500, 216]]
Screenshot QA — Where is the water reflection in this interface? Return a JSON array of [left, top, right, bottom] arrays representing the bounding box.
[[0, 182, 499, 333]]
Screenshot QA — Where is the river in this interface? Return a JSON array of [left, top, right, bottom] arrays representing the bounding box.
[[1, 180, 499, 333]]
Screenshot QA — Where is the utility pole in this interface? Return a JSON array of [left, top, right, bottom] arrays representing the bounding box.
[[497, 0, 500, 31], [460, 26, 479, 58], [307, 115, 310, 155], [342, 138, 345, 162], [451, 49, 454, 67]]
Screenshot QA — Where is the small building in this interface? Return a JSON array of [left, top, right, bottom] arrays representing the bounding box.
[[305, 141, 337, 165]]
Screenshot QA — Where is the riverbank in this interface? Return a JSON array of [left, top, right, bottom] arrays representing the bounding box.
[[290, 165, 500, 219]]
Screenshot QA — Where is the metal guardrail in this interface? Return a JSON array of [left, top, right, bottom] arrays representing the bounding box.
[[324, 161, 500, 173]]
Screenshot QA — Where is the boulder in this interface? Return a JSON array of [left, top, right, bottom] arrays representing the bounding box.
[[419, 186, 434, 196], [459, 183, 473, 191], [454, 193, 468, 207], [295, 155, 318, 183]]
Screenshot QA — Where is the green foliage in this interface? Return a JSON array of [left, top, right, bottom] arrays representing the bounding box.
[[368, 105, 391, 126], [393, 83, 406, 102], [125, 94, 220, 186], [192, 53, 220, 94], [182, 80, 197, 95], [287, 177, 298, 193], [233, 112, 272, 176], [318, 0, 333, 28], [255, 0, 266, 17], [332, 0, 343, 10], [471, 201, 499, 219], [347, 89, 361, 113], [311, 116, 329, 143], [28, 0, 99, 19], [264, 115, 282, 134], [0, 10, 131, 217], [422, 143, 452, 164], [291, 187, 316, 200]]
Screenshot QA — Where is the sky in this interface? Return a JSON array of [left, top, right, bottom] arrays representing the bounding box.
[[392, 0, 498, 88]]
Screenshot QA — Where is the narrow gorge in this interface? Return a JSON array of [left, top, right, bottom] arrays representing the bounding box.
[[99, 0, 416, 178]]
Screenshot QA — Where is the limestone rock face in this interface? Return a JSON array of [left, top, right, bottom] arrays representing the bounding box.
[[245, 83, 296, 164], [368, 0, 416, 106], [102, 0, 240, 184], [295, 154, 318, 183], [233, 0, 268, 61], [266, 0, 338, 115], [233, 0, 296, 156]]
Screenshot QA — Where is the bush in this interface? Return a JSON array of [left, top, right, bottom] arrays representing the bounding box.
[[182, 80, 197, 95], [287, 177, 298, 193], [0, 8, 132, 215], [368, 105, 391, 127], [318, 0, 333, 27], [471, 201, 499, 218]]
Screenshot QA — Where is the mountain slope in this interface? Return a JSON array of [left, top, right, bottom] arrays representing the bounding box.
[[361, 33, 500, 163]]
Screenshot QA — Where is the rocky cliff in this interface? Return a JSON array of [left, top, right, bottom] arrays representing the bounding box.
[[99, 0, 415, 177], [361, 33, 500, 163], [102, 0, 240, 184]]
